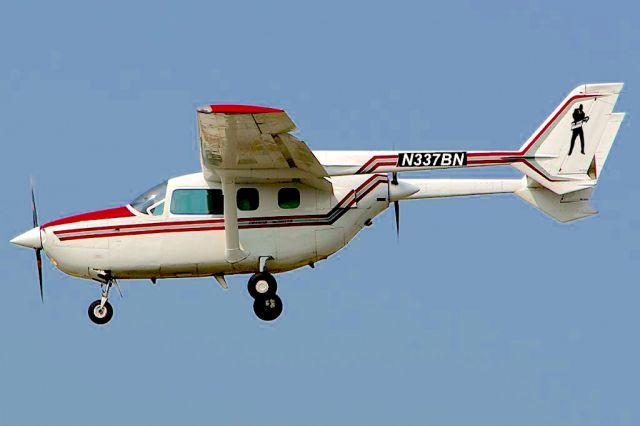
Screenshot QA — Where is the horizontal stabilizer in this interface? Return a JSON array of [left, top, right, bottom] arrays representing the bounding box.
[[514, 179, 597, 223], [398, 177, 599, 223]]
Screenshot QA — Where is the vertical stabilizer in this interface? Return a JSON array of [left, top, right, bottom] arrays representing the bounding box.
[[511, 83, 624, 194]]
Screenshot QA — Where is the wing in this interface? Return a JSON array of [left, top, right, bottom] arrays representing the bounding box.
[[197, 104, 330, 191]]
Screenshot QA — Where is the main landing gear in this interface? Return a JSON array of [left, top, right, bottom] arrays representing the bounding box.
[[85, 271, 283, 324], [88, 279, 116, 325], [248, 272, 283, 321]]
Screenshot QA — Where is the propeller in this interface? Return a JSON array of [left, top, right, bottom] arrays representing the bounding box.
[[30, 179, 44, 302], [391, 172, 400, 238]]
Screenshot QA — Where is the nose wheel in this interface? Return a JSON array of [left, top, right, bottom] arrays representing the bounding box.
[[248, 272, 283, 321], [88, 300, 113, 325]]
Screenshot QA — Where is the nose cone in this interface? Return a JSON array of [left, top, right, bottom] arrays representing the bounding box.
[[10, 227, 42, 249]]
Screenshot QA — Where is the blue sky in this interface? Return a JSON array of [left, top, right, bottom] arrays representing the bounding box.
[[1, 0, 638, 424]]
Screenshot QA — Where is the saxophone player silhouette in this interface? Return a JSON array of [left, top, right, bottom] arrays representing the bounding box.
[[569, 104, 589, 155]]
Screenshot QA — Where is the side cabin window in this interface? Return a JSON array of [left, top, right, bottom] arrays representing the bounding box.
[[237, 188, 259, 211], [170, 189, 223, 215], [278, 188, 300, 209]]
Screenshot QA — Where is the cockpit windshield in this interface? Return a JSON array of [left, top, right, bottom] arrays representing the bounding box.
[[130, 181, 168, 214]]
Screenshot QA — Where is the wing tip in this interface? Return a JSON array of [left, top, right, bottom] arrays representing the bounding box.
[[197, 104, 284, 114]]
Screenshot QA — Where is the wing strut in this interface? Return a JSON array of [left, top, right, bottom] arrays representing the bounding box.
[[221, 175, 249, 263]]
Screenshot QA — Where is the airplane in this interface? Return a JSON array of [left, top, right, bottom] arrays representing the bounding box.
[[10, 83, 625, 324]]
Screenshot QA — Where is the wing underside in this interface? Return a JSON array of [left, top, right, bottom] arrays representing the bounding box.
[[197, 105, 330, 191]]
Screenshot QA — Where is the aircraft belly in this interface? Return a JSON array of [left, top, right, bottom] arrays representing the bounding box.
[[315, 227, 345, 259], [272, 227, 317, 270], [158, 230, 225, 277], [200, 228, 278, 275]]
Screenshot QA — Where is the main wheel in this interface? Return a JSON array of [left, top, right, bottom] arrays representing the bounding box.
[[247, 272, 277, 299], [253, 294, 283, 321], [88, 300, 114, 325]]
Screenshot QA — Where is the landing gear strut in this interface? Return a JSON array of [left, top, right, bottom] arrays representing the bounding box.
[[247, 272, 283, 321], [88, 280, 115, 325]]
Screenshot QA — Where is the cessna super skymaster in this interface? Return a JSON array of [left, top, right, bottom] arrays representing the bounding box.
[[11, 83, 625, 324]]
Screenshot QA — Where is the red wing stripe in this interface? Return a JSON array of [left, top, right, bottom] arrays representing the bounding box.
[[204, 104, 284, 114]]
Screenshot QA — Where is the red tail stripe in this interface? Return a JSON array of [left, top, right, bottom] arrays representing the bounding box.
[[356, 155, 398, 174], [468, 93, 601, 158]]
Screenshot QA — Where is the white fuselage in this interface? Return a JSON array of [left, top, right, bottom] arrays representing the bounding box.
[[41, 173, 390, 281]]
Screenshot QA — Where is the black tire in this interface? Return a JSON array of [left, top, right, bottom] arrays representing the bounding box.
[[253, 294, 283, 321], [88, 300, 114, 325], [247, 272, 277, 299]]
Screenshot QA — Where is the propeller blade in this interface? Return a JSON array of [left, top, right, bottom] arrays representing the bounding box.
[[391, 172, 400, 238], [36, 248, 43, 303], [30, 179, 44, 302], [30, 182, 39, 228], [393, 200, 400, 238]]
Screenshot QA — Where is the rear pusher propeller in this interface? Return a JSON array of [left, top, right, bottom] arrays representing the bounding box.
[[391, 172, 400, 238]]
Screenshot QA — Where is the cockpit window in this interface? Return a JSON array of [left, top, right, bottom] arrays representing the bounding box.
[[148, 201, 165, 216], [130, 181, 168, 214]]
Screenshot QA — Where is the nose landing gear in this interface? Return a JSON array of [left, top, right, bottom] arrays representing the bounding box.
[[88, 278, 116, 325], [247, 272, 283, 321]]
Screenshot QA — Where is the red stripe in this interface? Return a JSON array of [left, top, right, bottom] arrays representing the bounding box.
[[365, 160, 398, 172], [468, 94, 601, 158], [463, 93, 605, 183], [466, 159, 511, 165], [468, 157, 570, 182], [55, 176, 384, 235], [209, 104, 284, 114], [356, 155, 398, 174], [58, 203, 356, 240], [42, 207, 134, 229], [55, 176, 388, 240], [357, 95, 596, 173], [54, 218, 224, 235], [59, 225, 226, 241]]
